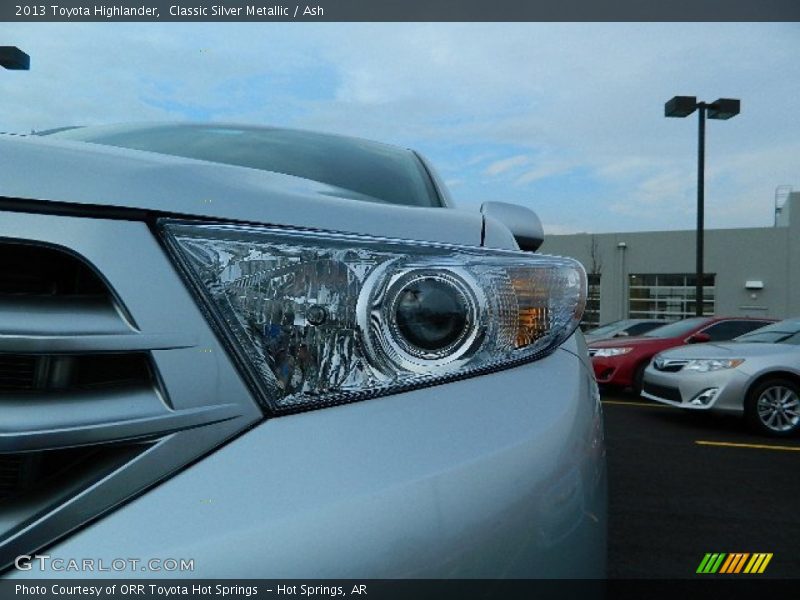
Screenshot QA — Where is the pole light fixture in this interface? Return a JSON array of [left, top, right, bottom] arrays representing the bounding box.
[[665, 95, 740, 316], [0, 46, 30, 70], [664, 96, 698, 118]]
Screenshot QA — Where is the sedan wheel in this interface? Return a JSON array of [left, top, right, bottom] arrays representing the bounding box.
[[746, 379, 800, 436]]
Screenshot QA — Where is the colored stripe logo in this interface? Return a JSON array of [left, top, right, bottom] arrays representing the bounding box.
[[697, 553, 772, 574]]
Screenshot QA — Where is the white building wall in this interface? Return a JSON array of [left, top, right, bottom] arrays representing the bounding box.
[[540, 192, 800, 323]]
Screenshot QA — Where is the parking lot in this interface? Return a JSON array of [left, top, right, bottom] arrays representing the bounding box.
[[603, 391, 800, 578]]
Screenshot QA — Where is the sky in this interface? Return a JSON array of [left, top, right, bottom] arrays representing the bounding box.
[[1, 22, 799, 234]]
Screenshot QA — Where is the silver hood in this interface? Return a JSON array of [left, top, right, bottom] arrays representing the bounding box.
[[0, 133, 509, 248], [657, 342, 798, 360]]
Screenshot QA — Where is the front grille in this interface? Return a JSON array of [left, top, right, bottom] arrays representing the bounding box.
[[0, 242, 106, 296], [653, 359, 689, 372], [0, 456, 26, 499], [0, 353, 152, 393], [0, 213, 261, 573], [0, 447, 138, 503], [0, 355, 37, 391], [0, 241, 155, 503], [642, 381, 683, 402]]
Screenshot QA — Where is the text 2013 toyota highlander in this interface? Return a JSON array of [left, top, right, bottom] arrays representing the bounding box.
[[0, 123, 606, 578]]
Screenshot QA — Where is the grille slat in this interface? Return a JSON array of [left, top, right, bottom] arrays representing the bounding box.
[[0, 456, 25, 499], [0, 355, 38, 391], [0, 241, 159, 503]]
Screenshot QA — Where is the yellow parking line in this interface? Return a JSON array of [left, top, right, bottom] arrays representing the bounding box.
[[695, 440, 800, 452], [601, 400, 670, 408]]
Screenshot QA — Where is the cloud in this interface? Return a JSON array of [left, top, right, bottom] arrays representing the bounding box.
[[2, 22, 798, 233], [515, 161, 573, 185], [484, 155, 529, 176]]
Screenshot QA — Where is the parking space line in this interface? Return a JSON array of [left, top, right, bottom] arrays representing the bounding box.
[[601, 400, 670, 408], [695, 440, 800, 452]]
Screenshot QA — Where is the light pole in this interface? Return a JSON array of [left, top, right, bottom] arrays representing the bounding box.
[[617, 241, 627, 320], [0, 46, 30, 70], [665, 96, 740, 316]]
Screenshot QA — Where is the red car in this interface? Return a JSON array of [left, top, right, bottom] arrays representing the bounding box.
[[588, 316, 775, 392]]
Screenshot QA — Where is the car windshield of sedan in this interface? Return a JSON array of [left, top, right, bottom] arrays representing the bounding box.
[[734, 320, 800, 345], [585, 320, 628, 337], [38, 123, 442, 208], [641, 317, 708, 339]]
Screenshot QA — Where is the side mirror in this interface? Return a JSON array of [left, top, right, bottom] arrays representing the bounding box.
[[613, 331, 630, 338], [480, 201, 544, 252], [687, 332, 711, 344]]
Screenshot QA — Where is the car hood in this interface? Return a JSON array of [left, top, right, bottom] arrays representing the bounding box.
[[0, 133, 514, 248], [657, 342, 798, 360], [588, 336, 673, 349], [583, 334, 610, 344]]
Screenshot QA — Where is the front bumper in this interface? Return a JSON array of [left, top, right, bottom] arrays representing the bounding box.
[[591, 355, 632, 387], [641, 365, 749, 414], [9, 346, 607, 579]]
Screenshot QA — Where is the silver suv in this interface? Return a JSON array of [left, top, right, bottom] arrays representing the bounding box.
[[1, 123, 606, 578]]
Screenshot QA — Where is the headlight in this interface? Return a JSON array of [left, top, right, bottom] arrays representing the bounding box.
[[162, 222, 586, 413], [592, 347, 633, 358], [683, 358, 744, 372]]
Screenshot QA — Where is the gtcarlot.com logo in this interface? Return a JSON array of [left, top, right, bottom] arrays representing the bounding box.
[[14, 554, 195, 573], [696, 552, 773, 574]]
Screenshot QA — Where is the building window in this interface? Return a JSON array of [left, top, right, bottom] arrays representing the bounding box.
[[581, 273, 601, 330], [628, 273, 715, 320]]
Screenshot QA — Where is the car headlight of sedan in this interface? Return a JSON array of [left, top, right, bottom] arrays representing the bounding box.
[[161, 221, 586, 413], [683, 358, 744, 372], [592, 347, 633, 358]]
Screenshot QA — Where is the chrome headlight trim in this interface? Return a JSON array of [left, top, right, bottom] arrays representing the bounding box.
[[160, 220, 586, 414], [357, 263, 486, 373]]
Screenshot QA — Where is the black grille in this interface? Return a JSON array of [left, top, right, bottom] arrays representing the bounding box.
[[0, 448, 131, 502], [0, 456, 23, 495], [0, 355, 37, 391], [653, 361, 687, 373], [0, 243, 106, 296], [643, 381, 683, 403], [0, 242, 155, 504], [0, 455, 38, 500], [0, 353, 152, 393]]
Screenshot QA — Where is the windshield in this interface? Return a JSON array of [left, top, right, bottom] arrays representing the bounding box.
[[642, 317, 708, 339], [41, 124, 443, 208], [735, 319, 800, 345], [585, 320, 627, 337]]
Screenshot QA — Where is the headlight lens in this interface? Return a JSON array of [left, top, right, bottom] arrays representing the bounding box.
[[393, 275, 470, 354], [382, 270, 479, 361], [162, 222, 586, 413], [683, 358, 744, 372], [592, 347, 633, 358]]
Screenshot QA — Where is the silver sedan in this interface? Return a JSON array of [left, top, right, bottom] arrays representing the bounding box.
[[641, 319, 800, 436]]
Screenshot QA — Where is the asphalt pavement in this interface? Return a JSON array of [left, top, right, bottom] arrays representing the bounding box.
[[603, 392, 800, 578]]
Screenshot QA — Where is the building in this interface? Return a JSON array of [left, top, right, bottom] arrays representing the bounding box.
[[540, 191, 800, 328]]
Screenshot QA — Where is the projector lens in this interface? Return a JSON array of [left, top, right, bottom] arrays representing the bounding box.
[[393, 277, 469, 354]]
